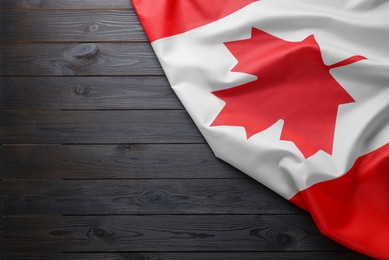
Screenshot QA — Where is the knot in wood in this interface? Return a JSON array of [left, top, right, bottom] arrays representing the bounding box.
[[93, 227, 106, 237], [88, 226, 113, 239], [74, 85, 91, 96], [69, 43, 98, 58], [122, 144, 133, 150], [144, 190, 167, 204], [276, 233, 293, 247], [89, 24, 99, 32]]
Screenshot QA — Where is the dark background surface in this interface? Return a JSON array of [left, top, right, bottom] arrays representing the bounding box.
[[0, 1, 372, 259]]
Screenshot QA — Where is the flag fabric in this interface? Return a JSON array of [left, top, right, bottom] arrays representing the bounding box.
[[132, 0, 389, 258]]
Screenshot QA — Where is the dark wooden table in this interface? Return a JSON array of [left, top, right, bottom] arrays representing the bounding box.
[[0, 1, 371, 259]]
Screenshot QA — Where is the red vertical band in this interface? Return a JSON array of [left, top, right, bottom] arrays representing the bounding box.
[[132, 0, 256, 42], [291, 144, 389, 259]]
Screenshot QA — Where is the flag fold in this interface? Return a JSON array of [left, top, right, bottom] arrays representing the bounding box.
[[132, 0, 389, 258]]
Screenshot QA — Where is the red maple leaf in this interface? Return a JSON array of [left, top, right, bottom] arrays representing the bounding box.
[[211, 28, 366, 158]]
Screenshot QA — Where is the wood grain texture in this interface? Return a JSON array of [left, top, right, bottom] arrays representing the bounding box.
[[2, 179, 301, 215], [0, 77, 182, 110], [0, 10, 146, 43], [0, 0, 132, 9], [0, 144, 244, 179], [0, 110, 203, 144], [1, 252, 372, 260], [1, 215, 344, 252], [0, 43, 163, 76]]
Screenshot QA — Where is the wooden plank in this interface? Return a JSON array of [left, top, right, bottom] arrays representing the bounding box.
[[1, 252, 372, 260], [0, 77, 183, 110], [0, 110, 203, 144], [0, 144, 244, 179], [0, 10, 146, 43], [0, 43, 163, 76], [0, 0, 132, 9], [1, 215, 344, 252], [2, 179, 301, 215]]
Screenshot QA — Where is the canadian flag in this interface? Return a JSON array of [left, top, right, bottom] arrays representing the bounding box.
[[132, 0, 389, 258]]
